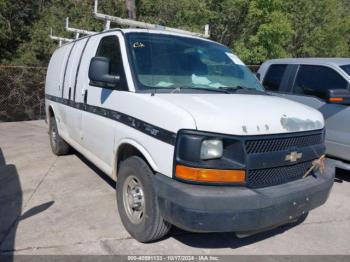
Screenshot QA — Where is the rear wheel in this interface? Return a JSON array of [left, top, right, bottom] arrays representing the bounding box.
[[117, 156, 171, 242], [49, 116, 70, 155]]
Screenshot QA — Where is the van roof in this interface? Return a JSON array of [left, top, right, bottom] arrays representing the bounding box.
[[264, 58, 350, 67], [58, 28, 219, 49], [121, 28, 206, 38]]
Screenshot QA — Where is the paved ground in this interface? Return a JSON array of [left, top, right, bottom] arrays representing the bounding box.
[[0, 120, 349, 255]]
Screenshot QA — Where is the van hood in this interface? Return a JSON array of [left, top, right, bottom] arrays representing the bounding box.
[[156, 93, 324, 135]]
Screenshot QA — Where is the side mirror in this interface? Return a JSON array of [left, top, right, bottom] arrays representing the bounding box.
[[256, 73, 261, 80], [88, 56, 120, 88], [327, 89, 350, 105]]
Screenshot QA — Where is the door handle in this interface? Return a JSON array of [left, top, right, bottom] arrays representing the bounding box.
[[83, 89, 88, 104]]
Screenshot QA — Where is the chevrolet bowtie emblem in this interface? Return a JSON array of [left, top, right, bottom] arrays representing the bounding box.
[[285, 151, 303, 162]]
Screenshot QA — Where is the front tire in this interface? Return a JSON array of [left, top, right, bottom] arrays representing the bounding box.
[[117, 156, 171, 242], [49, 116, 70, 155]]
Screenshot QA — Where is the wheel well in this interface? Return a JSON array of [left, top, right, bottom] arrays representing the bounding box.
[[48, 106, 54, 119], [116, 144, 151, 176]]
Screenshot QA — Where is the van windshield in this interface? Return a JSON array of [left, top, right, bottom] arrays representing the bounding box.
[[126, 33, 264, 93]]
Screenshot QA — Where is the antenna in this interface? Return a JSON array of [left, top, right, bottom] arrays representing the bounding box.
[[49, 28, 73, 46], [65, 17, 97, 39], [93, 0, 210, 38]]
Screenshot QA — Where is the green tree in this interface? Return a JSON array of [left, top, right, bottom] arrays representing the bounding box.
[[206, 0, 249, 47], [11, 0, 124, 66], [137, 0, 210, 33], [1, 0, 350, 66], [286, 0, 350, 57], [232, 0, 294, 64], [0, 0, 42, 63]]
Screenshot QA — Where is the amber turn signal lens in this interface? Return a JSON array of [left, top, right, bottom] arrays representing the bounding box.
[[329, 97, 344, 102], [175, 165, 246, 183]]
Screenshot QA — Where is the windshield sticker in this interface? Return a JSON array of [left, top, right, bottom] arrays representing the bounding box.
[[192, 74, 211, 85], [226, 52, 245, 65], [191, 74, 226, 88], [156, 81, 173, 87], [133, 42, 145, 48]]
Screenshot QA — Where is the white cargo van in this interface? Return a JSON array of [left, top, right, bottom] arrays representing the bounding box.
[[45, 28, 334, 242]]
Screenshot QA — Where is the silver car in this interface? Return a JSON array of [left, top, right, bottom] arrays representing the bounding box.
[[258, 58, 350, 171]]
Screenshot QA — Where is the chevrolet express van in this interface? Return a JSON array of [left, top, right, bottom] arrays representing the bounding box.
[[45, 29, 334, 242]]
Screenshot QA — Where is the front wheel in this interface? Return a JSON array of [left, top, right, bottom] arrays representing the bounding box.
[[117, 156, 171, 242]]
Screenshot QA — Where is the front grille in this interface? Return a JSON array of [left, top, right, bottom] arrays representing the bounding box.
[[247, 161, 313, 188], [245, 133, 323, 154]]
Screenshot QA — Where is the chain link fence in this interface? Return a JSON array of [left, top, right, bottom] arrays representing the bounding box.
[[0, 65, 46, 122], [0, 64, 260, 122]]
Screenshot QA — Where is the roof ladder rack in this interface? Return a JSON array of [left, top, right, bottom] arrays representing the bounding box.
[[93, 0, 210, 38], [49, 28, 73, 46], [65, 17, 97, 39]]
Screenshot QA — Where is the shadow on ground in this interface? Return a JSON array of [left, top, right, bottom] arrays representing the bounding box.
[[74, 150, 116, 189], [0, 148, 54, 258], [334, 168, 350, 183], [169, 214, 307, 249], [0, 148, 22, 258]]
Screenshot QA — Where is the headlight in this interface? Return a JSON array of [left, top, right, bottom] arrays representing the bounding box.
[[174, 130, 246, 184], [200, 139, 223, 160]]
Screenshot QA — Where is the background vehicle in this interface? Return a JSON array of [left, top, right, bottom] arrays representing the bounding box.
[[258, 58, 350, 171]]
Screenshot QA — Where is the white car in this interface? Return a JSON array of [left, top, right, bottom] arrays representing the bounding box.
[[45, 29, 334, 242]]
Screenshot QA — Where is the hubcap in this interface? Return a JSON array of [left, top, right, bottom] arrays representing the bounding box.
[[122, 176, 145, 224]]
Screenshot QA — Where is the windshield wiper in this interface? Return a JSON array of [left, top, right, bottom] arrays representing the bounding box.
[[171, 86, 230, 94], [218, 86, 266, 94], [217, 86, 248, 93]]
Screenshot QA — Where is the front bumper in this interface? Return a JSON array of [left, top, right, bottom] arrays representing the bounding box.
[[154, 161, 334, 233]]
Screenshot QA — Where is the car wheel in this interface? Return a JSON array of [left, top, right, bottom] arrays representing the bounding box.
[[117, 156, 171, 242]]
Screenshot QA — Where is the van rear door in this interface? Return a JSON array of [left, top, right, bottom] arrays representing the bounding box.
[[62, 38, 90, 143]]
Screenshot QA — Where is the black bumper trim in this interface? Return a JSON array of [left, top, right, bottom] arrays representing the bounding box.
[[154, 161, 334, 233]]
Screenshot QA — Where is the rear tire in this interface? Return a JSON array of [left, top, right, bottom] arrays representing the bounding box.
[[117, 156, 171, 242], [49, 116, 70, 155]]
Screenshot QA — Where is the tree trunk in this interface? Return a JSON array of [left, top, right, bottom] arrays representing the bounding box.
[[125, 0, 136, 20]]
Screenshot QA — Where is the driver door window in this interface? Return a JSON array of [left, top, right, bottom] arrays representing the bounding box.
[[293, 65, 347, 99], [96, 36, 127, 90], [263, 64, 288, 91]]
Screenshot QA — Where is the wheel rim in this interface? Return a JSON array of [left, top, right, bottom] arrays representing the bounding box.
[[122, 175, 145, 224], [51, 123, 57, 149]]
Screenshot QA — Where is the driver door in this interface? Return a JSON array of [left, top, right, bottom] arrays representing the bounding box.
[[79, 32, 128, 173]]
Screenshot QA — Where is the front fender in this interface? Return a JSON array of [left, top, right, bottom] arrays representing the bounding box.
[[113, 138, 158, 180]]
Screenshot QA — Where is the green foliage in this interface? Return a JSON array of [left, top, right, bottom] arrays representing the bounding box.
[[0, 0, 42, 63], [285, 0, 349, 57], [137, 0, 210, 32], [1, 0, 125, 65], [233, 0, 294, 64], [0, 0, 349, 65], [206, 0, 249, 46]]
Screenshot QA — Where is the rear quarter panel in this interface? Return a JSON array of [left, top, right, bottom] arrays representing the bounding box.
[[45, 43, 73, 133]]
